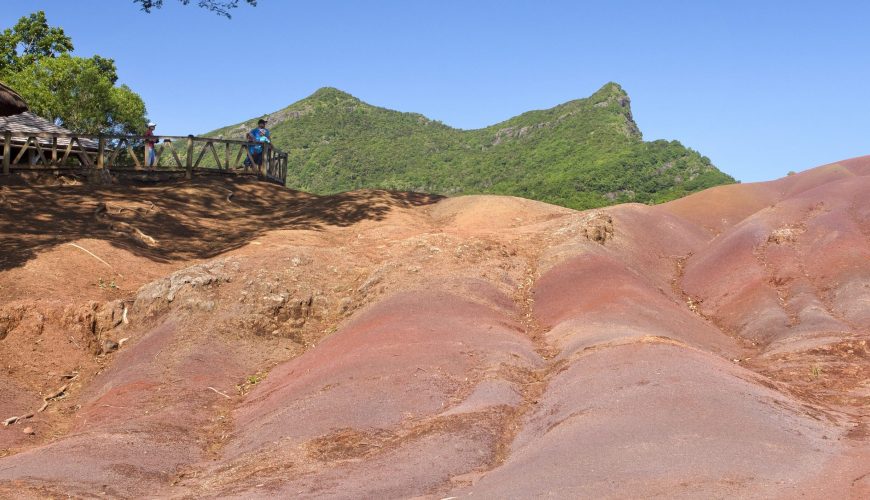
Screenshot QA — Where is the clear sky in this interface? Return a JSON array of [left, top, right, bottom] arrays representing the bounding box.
[[3, 1, 869, 182]]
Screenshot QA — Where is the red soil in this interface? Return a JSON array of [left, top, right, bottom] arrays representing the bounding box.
[[0, 157, 867, 498]]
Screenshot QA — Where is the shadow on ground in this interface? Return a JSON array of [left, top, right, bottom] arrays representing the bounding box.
[[0, 174, 443, 271]]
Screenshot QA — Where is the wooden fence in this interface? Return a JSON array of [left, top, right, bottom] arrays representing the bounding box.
[[0, 131, 289, 185]]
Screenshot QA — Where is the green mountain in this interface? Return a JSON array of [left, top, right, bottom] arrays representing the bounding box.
[[206, 83, 734, 209]]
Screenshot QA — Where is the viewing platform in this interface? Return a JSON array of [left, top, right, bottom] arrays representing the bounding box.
[[0, 126, 289, 185]]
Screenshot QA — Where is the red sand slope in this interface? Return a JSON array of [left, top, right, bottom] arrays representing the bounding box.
[[0, 157, 867, 498]]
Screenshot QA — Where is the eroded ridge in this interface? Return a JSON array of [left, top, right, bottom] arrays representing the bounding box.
[[0, 157, 869, 497]]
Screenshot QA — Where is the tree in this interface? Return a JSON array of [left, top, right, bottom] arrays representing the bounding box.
[[90, 55, 119, 85], [0, 11, 147, 134], [4, 55, 146, 135], [133, 0, 257, 18], [0, 11, 73, 73]]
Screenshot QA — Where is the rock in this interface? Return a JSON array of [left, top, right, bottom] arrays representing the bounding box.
[[183, 298, 215, 312], [94, 202, 108, 218], [22, 426, 34, 435], [232, 314, 277, 337], [0, 315, 17, 341], [0, 305, 45, 341], [768, 227, 803, 244], [260, 293, 290, 317], [94, 300, 125, 332], [358, 268, 387, 295], [582, 213, 614, 244], [134, 259, 236, 313], [339, 297, 353, 314], [102, 339, 119, 354]]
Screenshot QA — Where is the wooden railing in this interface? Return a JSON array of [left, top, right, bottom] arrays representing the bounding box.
[[0, 131, 289, 185]]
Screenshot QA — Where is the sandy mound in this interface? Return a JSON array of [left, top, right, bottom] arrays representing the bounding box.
[[0, 161, 867, 498]]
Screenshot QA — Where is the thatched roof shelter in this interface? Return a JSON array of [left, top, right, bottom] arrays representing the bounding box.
[[0, 82, 28, 117]]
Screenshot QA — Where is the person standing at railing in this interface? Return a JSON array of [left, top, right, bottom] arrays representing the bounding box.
[[144, 121, 158, 173], [243, 118, 271, 172]]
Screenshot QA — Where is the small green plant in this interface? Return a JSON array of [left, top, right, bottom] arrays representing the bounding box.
[[810, 365, 822, 378], [97, 278, 118, 290], [237, 371, 268, 395]]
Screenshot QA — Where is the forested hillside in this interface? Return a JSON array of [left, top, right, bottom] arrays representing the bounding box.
[[207, 82, 734, 209]]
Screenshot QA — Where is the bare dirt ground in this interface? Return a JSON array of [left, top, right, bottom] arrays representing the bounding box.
[[0, 158, 867, 498]]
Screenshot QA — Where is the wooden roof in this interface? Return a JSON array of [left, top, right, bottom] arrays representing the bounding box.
[[0, 111, 98, 148], [0, 82, 28, 117], [0, 111, 72, 135]]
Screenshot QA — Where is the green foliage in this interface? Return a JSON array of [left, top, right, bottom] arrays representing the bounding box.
[[133, 0, 257, 18], [97, 277, 118, 290], [208, 83, 735, 210], [0, 11, 73, 73], [109, 85, 149, 135], [0, 11, 147, 134]]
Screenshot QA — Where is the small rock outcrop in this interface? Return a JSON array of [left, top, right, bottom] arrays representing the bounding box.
[[582, 213, 614, 244], [134, 259, 237, 313]]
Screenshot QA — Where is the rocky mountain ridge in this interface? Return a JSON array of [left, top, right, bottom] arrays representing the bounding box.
[[206, 83, 734, 209]]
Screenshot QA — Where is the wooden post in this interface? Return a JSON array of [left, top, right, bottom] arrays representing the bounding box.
[[186, 135, 194, 179], [97, 135, 105, 169], [2, 131, 10, 175], [262, 142, 270, 178], [224, 141, 230, 170], [51, 134, 58, 166]]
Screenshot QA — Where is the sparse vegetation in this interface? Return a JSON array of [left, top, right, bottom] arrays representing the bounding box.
[[237, 371, 267, 394], [97, 277, 118, 290], [133, 0, 256, 18]]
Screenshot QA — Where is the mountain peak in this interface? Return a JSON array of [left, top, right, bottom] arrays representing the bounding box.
[[587, 81, 631, 110], [596, 81, 628, 96], [588, 82, 639, 138], [305, 87, 362, 104]]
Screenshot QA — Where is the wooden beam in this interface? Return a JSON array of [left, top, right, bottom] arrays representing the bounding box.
[[2, 131, 10, 175], [31, 137, 48, 166], [72, 138, 94, 168], [206, 141, 222, 169], [260, 143, 269, 178], [12, 137, 32, 164], [235, 144, 248, 169], [193, 140, 210, 168], [185, 135, 193, 179], [97, 135, 105, 169], [154, 141, 166, 166], [59, 139, 74, 165], [165, 141, 183, 168], [106, 138, 123, 166], [123, 139, 142, 169]]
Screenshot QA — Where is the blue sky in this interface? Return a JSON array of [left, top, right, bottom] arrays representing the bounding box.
[[3, 1, 869, 182]]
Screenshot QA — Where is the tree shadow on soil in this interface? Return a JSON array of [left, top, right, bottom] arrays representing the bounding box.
[[0, 175, 444, 272]]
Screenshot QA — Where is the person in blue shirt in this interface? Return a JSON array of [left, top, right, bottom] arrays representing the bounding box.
[[244, 118, 271, 170]]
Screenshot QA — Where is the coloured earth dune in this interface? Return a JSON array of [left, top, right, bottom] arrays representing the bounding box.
[[0, 157, 867, 498]]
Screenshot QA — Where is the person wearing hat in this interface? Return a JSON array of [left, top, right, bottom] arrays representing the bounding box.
[[244, 118, 271, 172], [144, 121, 158, 172]]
